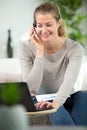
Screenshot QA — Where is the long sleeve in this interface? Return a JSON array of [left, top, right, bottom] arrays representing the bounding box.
[[54, 42, 84, 104], [18, 39, 43, 95]]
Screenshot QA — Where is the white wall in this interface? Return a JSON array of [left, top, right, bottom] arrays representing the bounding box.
[[0, 0, 43, 58]]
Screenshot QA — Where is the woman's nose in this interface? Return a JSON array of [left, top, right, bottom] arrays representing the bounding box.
[[42, 26, 47, 33]]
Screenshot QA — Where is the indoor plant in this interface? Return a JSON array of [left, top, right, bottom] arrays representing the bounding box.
[[0, 83, 28, 130], [45, 0, 87, 45]]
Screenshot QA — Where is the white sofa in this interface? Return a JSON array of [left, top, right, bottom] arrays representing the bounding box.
[[0, 58, 22, 82], [74, 55, 87, 91], [0, 56, 87, 91]]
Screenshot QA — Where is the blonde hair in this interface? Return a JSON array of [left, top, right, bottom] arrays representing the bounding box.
[[33, 2, 66, 37]]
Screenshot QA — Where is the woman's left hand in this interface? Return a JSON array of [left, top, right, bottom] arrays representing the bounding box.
[[35, 100, 61, 110]]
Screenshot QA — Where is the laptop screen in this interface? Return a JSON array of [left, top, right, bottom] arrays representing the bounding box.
[[0, 82, 36, 112]]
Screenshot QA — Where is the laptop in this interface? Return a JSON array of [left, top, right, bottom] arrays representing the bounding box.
[[0, 82, 53, 112]]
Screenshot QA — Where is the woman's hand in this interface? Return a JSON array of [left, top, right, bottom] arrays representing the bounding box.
[[29, 28, 44, 58], [35, 100, 61, 110]]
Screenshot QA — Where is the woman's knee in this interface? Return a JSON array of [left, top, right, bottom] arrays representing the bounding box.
[[71, 91, 87, 125], [49, 106, 75, 125]]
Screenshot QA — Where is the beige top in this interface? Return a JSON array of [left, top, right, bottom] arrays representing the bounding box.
[[18, 38, 84, 105]]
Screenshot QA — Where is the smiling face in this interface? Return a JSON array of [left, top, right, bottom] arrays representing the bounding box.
[[36, 13, 60, 43]]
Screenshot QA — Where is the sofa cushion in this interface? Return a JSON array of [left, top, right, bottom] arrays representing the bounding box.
[[0, 73, 22, 82], [0, 58, 22, 82]]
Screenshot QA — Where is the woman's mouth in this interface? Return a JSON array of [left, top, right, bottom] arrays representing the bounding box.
[[41, 32, 51, 38]]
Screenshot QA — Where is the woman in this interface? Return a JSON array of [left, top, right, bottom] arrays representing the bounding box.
[[18, 2, 87, 125]]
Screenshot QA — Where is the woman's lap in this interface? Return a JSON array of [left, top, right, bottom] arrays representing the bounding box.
[[70, 91, 87, 125], [49, 91, 87, 126], [49, 105, 75, 125]]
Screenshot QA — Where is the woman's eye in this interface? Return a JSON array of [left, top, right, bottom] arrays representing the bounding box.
[[37, 25, 42, 28], [47, 24, 52, 27]]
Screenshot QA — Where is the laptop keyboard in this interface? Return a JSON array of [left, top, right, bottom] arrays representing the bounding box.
[[35, 106, 53, 111], [32, 96, 53, 111]]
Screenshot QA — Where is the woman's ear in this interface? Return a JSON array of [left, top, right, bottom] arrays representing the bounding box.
[[57, 19, 61, 27]]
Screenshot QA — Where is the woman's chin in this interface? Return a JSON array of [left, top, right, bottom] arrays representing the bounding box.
[[41, 37, 50, 43]]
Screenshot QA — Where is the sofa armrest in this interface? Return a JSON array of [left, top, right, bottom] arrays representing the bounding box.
[[74, 56, 87, 91]]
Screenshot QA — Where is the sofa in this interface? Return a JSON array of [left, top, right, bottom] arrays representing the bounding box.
[[0, 56, 87, 125], [0, 58, 22, 82]]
